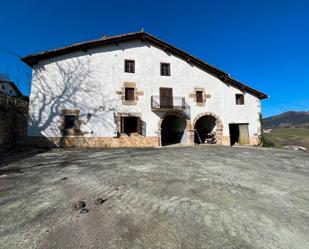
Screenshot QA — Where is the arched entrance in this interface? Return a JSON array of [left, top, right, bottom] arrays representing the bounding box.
[[193, 113, 223, 145], [159, 112, 189, 146], [194, 115, 216, 144]]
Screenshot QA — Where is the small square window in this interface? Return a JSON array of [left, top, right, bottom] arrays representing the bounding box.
[[196, 91, 203, 103], [121, 117, 139, 134], [236, 94, 245, 105], [125, 87, 135, 101], [64, 115, 76, 129], [121, 116, 143, 135], [124, 60, 135, 73], [160, 63, 170, 76]]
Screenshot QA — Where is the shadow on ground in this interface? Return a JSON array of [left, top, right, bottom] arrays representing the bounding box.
[[0, 148, 50, 167]]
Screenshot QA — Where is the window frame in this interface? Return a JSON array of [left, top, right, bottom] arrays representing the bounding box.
[[121, 116, 141, 135], [160, 62, 171, 76], [125, 87, 135, 101], [196, 91, 203, 103], [124, 59, 135, 73], [235, 94, 245, 105]]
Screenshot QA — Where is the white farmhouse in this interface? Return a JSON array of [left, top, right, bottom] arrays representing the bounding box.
[[22, 31, 267, 148]]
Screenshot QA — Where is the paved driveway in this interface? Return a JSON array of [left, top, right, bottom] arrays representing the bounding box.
[[0, 146, 308, 249]]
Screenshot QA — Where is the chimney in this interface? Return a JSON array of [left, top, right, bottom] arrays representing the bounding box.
[[101, 34, 109, 39]]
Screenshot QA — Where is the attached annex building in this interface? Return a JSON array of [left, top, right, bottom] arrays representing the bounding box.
[[22, 31, 267, 148], [0, 80, 23, 98]]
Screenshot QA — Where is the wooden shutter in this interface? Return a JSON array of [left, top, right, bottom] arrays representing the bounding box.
[[236, 94, 245, 105], [121, 117, 125, 133], [160, 88, 173, 108], [137, 117, 141, 134], [240, 95, 244, 104], [125, 87, 135, 101], [125, 60, 135, 73], [196, 91, 203, 103], [161, 63, 170, 76], [141, 120, 146, 136], [136, 119, 146, 136], [239, 124, 249, 144]]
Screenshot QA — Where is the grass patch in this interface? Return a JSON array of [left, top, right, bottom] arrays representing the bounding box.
[[263, 127, 309, 150]]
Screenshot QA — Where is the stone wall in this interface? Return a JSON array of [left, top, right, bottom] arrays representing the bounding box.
[[0, 96, 28, 151], [25, 135, 159, 148]]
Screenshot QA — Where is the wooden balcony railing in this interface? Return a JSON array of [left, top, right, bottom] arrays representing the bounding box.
[[151, 95, 190, 117]]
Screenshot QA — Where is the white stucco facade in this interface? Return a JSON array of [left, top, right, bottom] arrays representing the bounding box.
[[27, 38, 264, 147]]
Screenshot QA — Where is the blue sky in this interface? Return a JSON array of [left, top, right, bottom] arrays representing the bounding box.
[[0, 0, 308, 117]]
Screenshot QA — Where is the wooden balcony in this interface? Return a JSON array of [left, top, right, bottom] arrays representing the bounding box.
[[151, 95, 190, 117]]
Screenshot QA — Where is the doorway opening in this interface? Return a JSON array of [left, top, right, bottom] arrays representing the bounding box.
[[194, 115, 217, 144], [229, 123, 250, 145], [161, 115, 186, 146]]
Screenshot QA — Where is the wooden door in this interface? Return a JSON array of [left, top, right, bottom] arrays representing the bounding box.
[[160, 88, 173, 108], [238, 124, 249, 145]]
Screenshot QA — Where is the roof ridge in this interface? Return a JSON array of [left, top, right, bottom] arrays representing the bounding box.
[[21, 31, 267, 99]]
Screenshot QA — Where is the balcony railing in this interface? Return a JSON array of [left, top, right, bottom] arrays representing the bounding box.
[[151, 95, 190, 117]]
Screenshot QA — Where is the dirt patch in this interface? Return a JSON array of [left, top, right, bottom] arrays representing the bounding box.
[[0, 146, 308, 249]]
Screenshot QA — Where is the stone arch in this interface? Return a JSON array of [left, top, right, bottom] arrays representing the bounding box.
[[158, 110, 193, 146], [193, 112, 223, 145]]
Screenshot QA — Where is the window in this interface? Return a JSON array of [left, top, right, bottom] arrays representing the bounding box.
[[125, 87, 135, 101], [235, 94, 245, 105], [160, 63, 170, 76], [64, 115, 76, 129], [121, 117, 141, 135], [1, 84, 5, 90], [196, 91, 203, 103], [124, 60, 135, 73]]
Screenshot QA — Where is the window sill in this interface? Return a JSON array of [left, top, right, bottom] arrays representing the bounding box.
[[196, 102, 205, 106], [122, 100, 137, 105]]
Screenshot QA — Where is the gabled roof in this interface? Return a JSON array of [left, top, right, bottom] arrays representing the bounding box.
[[21, 31, 267, 99]]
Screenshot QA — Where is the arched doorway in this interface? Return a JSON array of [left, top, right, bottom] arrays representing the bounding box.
[[193, 113, 223, 145], [160, 114, 187, 146]]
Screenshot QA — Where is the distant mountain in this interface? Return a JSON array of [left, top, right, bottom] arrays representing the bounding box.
[[263, 111, 309, 128]]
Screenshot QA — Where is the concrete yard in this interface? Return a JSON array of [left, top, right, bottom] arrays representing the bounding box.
[[0, 146, 308, 249]]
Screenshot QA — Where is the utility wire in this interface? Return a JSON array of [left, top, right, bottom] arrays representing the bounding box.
[[268, 98, 309, 108], [0, 46, 22, 59], [267, 99, 308, 116], [267, 99, 287, 112], [0, 46, 31, 95]]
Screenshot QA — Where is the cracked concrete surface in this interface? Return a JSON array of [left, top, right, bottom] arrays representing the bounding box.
[[0, 146, 308, 249]]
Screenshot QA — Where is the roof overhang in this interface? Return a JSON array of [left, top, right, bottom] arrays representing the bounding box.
[[21, 31, 268, 99]]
